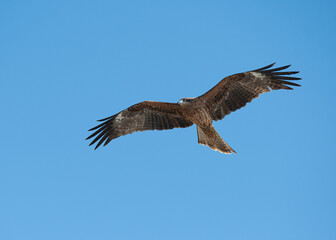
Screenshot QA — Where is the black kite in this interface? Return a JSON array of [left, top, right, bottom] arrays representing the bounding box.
[[87, 63, 301, 154]]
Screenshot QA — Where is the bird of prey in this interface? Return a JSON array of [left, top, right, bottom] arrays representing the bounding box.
[[87, 63, 301, 154]]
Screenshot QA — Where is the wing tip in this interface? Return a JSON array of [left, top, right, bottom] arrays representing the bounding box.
[[253, 63, 301, 90], [253, 62, 276, 71], [253, 63, 301, 74]]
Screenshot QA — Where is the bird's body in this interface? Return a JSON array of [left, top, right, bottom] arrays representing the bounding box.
[[87, 63, 301, 154], [178, 99, 211, 126]]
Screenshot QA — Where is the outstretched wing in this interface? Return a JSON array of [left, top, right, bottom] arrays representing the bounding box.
[[197, 63, 301, 121], [86, 101, 193, 149]]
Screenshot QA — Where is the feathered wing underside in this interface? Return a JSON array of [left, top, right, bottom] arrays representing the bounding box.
[[86, 101, 193, 149], [198, 63, 301, 121]]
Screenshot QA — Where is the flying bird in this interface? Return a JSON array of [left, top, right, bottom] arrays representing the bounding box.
[[87, 63, 301, 154]]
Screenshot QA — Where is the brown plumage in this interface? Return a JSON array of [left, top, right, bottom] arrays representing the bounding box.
[[87, 63, 301, 153]]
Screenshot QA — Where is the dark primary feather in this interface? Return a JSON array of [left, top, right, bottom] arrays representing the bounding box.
[[86, 101, 193, 149], [198, 63, 301, 121]]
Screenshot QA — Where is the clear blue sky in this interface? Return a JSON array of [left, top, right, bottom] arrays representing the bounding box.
[[1, 0, 335, 239]]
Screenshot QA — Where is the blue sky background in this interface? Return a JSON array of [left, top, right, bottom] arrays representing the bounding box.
[[1, 0, 336, 239]]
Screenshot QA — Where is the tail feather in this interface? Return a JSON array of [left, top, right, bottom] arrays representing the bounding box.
[[197, 125, 236, 154]]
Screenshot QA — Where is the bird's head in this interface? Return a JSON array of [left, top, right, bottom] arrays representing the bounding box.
[[177, 97, 194, 105]]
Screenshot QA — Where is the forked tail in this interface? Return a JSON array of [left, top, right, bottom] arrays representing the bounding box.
[[197, 125, 236, 154]]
